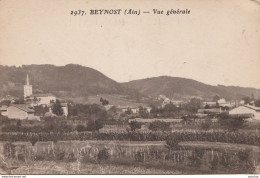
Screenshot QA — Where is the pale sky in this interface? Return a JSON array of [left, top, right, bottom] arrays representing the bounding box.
[[0, 0, 260, 88]]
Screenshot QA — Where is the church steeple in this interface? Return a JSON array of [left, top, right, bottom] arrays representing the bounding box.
[[26, 73, 29, 85], [24, 73, 32, 98]]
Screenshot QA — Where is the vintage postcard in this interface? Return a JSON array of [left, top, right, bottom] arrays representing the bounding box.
[[0, 0, 259, 176]]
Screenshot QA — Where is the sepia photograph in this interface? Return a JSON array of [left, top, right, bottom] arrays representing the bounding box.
[[0, 0, 260, 176]]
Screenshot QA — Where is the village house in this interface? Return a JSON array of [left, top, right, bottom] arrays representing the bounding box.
[[239, 100, 245, 105], [202, 101, 217, 107], [118, 105, 151, 114], [119, 106, 139, 114], [7, 104, 35, 120], [33, 93, 56, 106], [22, 74, 68, 117], [104, 104, 113, 111], [23, 74, 56, 106], [229, 105, 260, 120], [217, 98, 226, 105], [1, 95, 19, 104], [145, 107, 152, 113], [61, 103, 68, 117], [0, 74, 69, 119], [162, 98, 171, 107]]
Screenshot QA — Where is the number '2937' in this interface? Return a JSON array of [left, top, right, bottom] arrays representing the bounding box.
[[71, 10, 86, 16]]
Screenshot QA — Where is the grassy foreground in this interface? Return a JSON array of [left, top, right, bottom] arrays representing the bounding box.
[[1, 160, 182, 174]]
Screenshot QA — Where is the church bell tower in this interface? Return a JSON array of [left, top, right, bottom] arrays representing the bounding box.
[[24, 73, 32, 98]]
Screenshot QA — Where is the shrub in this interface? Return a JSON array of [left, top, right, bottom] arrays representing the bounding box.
[[149, 121, 170, 132], [210, 157, 219, 170], [67, 152, 77, 162], [187, 149, 205, 167], [76, 125, 86, 132], [3, 142, 16, 159], [237, 149, 256, 172], [237, 149, 250, 162], [34, 152, 47, 161], [97, 148, 110, 163], [52, 134, 59, 144], [17, 153, 26, 162], [33, 151, 55, 161], [218, 113, 246, 131], [86, 120, 103, 132], [81, 152, 91, 164], [29, 136, 38, 146], [166, 135, 180, 148], [220, 152, 233, 167], [200, 119, 211, 130], [134, 151, 144, 162], [55, 148, 65, 161], [129, 121, 141, 131], [16, 120, 22, 127]]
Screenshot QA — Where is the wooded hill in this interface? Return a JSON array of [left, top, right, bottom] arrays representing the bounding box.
[[0, 64, 259, 101]]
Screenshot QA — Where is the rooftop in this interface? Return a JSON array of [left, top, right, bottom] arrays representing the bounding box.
[[33, 93, 55, 97], [243, 104, 260, 111], [9, 104, 35, 113], [0, 105, 8, 111]]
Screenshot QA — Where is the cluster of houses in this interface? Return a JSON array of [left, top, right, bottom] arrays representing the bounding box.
[[156, 95, 186, 108], [0, 74, 68, 120], [1, 74, 259, 122], [197, 97, 260, 121], [202, 98, 243, 109]]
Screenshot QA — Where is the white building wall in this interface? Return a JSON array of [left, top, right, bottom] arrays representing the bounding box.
[[37, 96, 56, 106], [7, 106, 28, 120], [62, 106, 68, 117], [255, 112, 260, 120], [24, 85, 32, 98], [217, 98, 226, 104]]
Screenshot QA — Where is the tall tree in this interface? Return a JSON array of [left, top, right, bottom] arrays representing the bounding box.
[[255, 99, 260, 107], [86, 120, 103, 132], [34, 105, 49, 117], [52, 99, 64, 116], [251, 93, 255, 101], [139, 106, 149, 118], [125, 108, 133, 115], [242, 96, 251, 104], [212, 95, 220, 102], [184, 98, 202, 113]]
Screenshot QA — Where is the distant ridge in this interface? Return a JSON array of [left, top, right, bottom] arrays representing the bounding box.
[[122, 76, 260, 100], [0, 64, 259, 100]]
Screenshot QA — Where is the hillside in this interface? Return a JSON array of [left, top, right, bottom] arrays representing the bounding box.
[[1, 65, 259, 101], [0, 64, 128, 99], [122, 76, 260, 100]]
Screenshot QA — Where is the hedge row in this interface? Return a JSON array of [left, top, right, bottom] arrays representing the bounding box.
[[0, 131, 259, 146]]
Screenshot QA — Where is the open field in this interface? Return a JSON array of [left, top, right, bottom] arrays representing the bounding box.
[[179, 141, 260, 152], [1, 114, 260, 174], [4, 140, 166, 155], [1, 139, 259, 174]]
